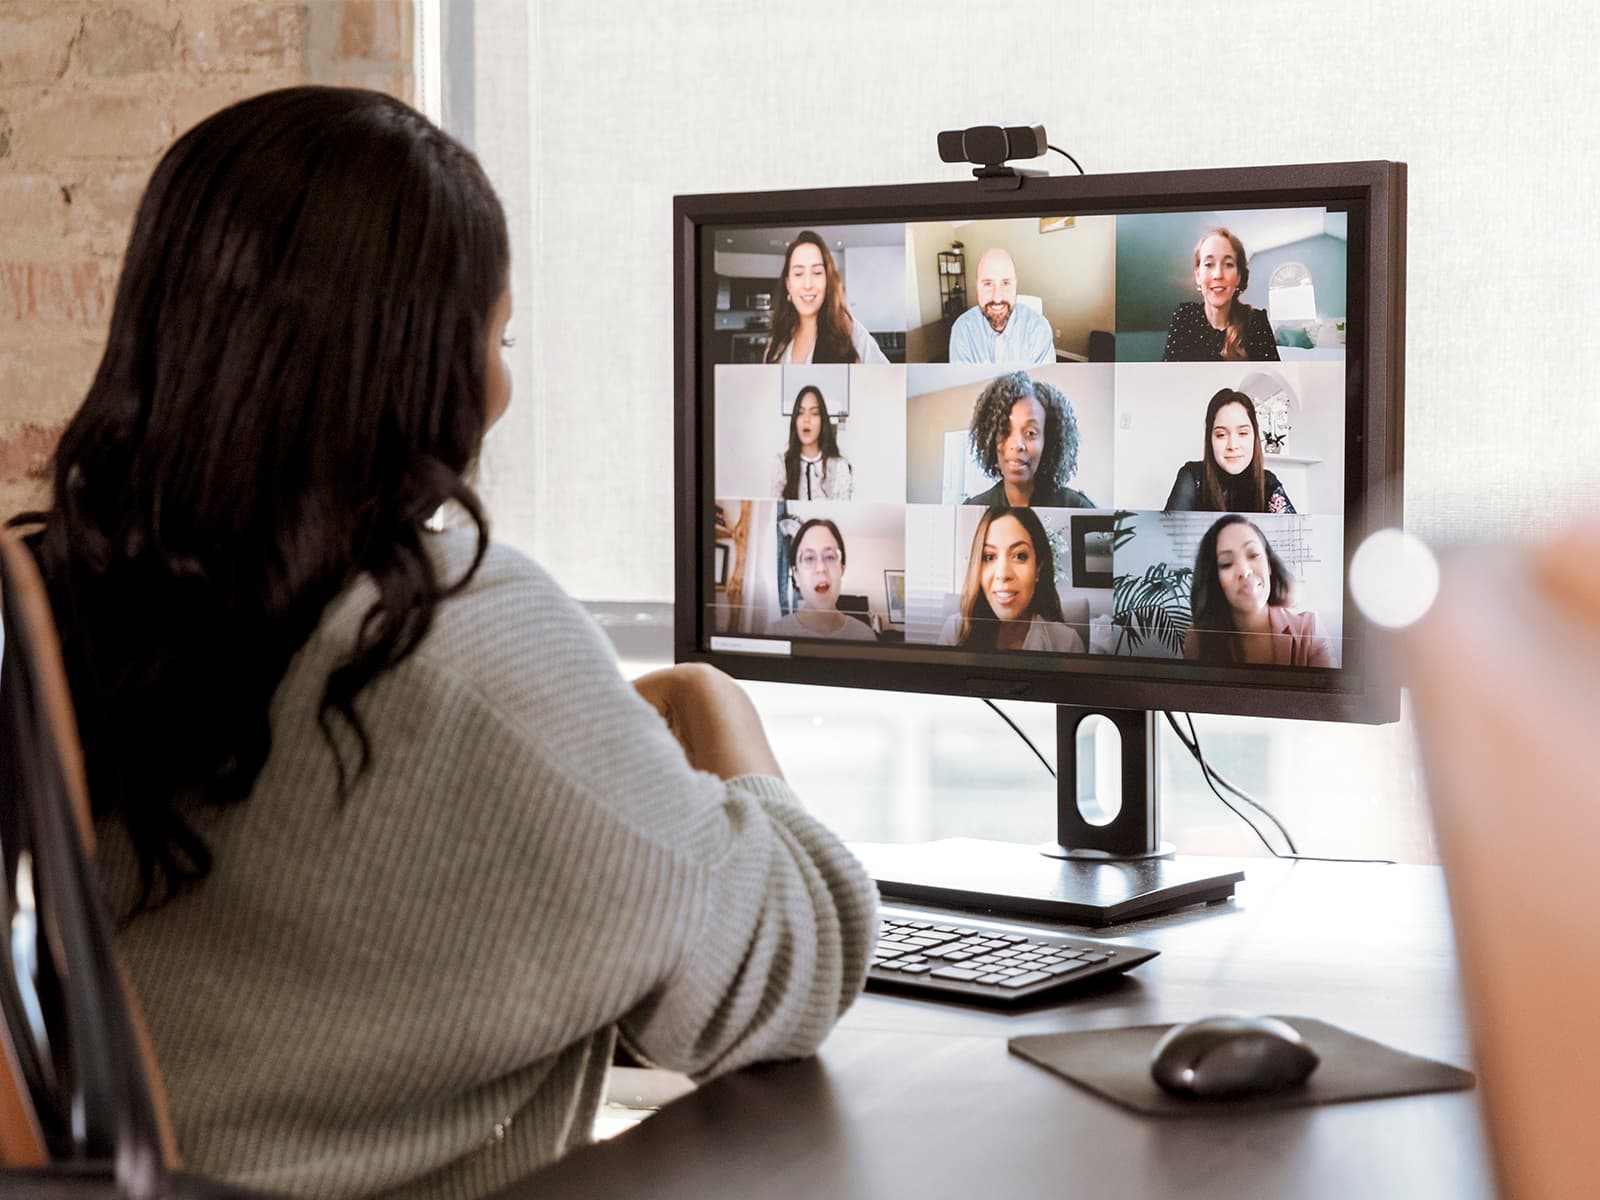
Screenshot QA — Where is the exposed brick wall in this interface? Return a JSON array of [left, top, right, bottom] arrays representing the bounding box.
[[0, 1, 416, 520]]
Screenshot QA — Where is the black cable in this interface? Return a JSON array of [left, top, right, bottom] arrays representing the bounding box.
[[982, 699, 1055, 778], [980, 697, 1394, 866], [1166, 711, 1396, 866], [1046, 144, 1084, 175], [1168, 713, 1298, 852]]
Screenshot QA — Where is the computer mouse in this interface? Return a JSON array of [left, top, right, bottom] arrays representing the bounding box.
[[1149, 1014, 1320, 1099]]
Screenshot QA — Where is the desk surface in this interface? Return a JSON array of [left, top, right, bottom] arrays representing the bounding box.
[[514, 858, 1495, 1200]]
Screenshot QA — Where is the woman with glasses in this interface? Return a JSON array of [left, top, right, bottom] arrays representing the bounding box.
[[765, 518, 879, 640]]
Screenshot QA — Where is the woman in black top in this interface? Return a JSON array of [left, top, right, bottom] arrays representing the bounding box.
[[1162, 228, 1280, 362], [960, 370, 1095, 508], [1165, 387, 1296, 513]]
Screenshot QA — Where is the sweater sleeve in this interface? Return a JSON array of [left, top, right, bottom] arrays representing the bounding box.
[[429, 542, 878, 1080], [618, 773, 878, 1078]]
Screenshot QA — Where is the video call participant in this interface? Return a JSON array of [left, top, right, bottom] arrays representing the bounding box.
[[948, 247, 1054, 365], [1163, 228, 1281, 362], [20, 87, 876, 1199], [1183, 514, 1333, 667], [772, 385, 854, 500], [763, 230, 889, 365], [938, 505, 1084, 652], [1165, 387, 1296, 513], [962, 370, 1095, 508], [765, 518, 878, 641]]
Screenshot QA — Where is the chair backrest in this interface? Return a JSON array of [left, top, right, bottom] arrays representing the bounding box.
[[0, 527, 178, 1184]]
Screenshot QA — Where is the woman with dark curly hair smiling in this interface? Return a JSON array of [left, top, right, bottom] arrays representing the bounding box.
[[961, 370, 1095, 508]]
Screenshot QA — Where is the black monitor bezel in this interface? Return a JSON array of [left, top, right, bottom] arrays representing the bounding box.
[[673, 161, 1406, 724]]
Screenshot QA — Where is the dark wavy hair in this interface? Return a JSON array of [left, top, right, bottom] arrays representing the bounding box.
[[1188, 514, 1294, 664], [967, 371, 1078, 498], [953, 505, 1064, 649], [1193, 228, 1263, 362], [1200, 388, 1266, 511], [11, 87, 509, 910], [781, 385, 844, 499], [764, 231, 860, 364]]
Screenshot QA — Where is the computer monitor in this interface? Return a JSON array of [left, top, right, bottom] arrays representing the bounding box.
[[674, 161, 1406, 922]]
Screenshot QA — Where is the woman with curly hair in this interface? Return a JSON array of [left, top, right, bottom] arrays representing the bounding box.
[[11, 86, 875, 1198], [961, 370, 1095, 508], [938, 505, 1083, 652], [1165, 387, 1296, 513], [763, 230, 889, 365], [1162, 228, 1281, 362], [1183, 514, 1333, 666]]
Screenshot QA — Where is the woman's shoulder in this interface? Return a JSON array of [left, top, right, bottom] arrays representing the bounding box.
[[1029, 617, 1084, 654], [413, 528, 616, 679], [1044, 485, 1096, 509], [937, 613, 962, 645], [1272, 606, 1320, 637], [1168, 301, 1204, 323]]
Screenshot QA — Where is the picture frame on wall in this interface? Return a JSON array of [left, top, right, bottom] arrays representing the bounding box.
[[1071, 515, 1114, 589], [884, 569, 906, 625]]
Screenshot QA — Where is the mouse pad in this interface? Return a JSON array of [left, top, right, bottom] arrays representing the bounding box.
[[1008, 1017, 1475, 1117]]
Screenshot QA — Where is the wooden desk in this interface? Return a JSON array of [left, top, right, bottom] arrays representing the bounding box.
[[511, 860, 1496, 1199]]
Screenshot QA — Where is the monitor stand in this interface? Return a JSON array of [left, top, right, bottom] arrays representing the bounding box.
[[855, 706, 1243, 926]]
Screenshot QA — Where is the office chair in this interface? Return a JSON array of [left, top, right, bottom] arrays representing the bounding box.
[[0, 528, 268, 1200]]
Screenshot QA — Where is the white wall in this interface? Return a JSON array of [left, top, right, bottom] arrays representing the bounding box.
[[471, 0, 1600, 603]]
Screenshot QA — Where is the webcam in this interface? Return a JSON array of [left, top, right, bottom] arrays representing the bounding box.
[[938, 124, 1048, 188]]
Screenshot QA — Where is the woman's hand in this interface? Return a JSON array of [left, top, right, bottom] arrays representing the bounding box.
[[632, 663, 784, 781]]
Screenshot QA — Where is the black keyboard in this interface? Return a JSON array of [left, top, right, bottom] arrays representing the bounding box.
[[867, 915, 1158, 1007]]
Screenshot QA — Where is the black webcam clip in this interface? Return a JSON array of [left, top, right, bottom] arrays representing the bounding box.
[[937, 124, 1049, 190]]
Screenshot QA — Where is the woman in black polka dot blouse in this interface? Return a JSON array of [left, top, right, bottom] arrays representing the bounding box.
[[1162, 228, 1280, 362]]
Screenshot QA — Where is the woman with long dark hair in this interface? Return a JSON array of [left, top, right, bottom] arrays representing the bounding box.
[[938, 505, 1083, 652], [12, 87, 874, 1198], [771, 384, 854, 500], [1184, 514, 1333, 666], [763, 230, 889, 364], [1162, 228, 1281, 362], [1165, 388, 1296, 513]]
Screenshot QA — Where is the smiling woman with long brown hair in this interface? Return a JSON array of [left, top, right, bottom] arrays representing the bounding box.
[[939, 505, 1083, 653], [763, 229, 889, 364], [1162, 228, 1281, 362]]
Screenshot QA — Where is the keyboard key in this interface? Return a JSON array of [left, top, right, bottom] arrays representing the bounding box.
[[1000, 971, 1051, 989], [931, 966, 982, 981]]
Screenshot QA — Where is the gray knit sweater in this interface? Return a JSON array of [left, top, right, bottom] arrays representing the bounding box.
[[94, 529, 878, 1199]]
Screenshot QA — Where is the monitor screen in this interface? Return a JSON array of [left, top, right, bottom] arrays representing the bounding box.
[[674, 162, 1405, 725]]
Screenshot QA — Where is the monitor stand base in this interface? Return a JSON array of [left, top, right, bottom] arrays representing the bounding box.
[[852, 837, 1244, 927]]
